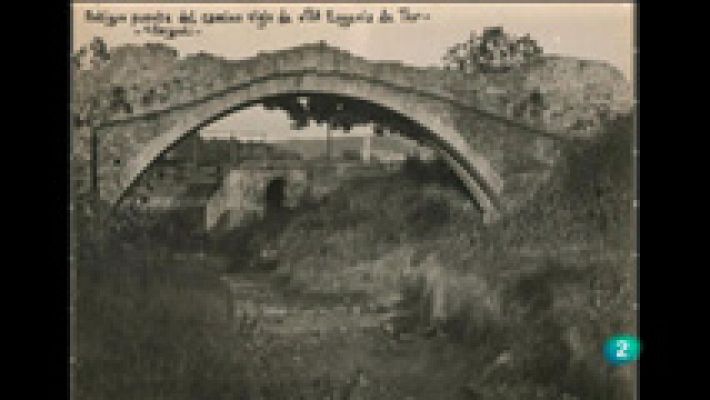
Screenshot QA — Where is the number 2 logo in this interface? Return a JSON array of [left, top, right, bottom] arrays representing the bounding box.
[[604, 335, 640, 365], [616, 340, 629, 359]]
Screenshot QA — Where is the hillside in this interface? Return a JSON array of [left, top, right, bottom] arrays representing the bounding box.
[[223, 113, 635, 399]]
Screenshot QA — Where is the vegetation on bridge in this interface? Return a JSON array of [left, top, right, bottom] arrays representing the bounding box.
[[443, 27, 544, 73]]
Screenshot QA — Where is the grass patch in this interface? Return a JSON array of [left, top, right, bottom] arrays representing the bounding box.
[[75, 250, 256, 400]]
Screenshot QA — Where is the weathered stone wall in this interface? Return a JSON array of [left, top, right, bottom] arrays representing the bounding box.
[[205, 169, 309, 231], [449, 108, 564, 213]]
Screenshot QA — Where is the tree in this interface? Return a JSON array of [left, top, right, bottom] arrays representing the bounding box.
[[442, 27, 543, 73], [71, 46, 88, 70], [72, 37, 111, 71], [89, 36, 111, 69]]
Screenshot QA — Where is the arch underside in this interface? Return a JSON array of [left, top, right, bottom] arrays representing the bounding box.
[[104, 73, 505, 220]]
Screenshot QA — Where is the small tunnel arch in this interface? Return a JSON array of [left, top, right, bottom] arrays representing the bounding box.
[[265, 177, 286, 214]]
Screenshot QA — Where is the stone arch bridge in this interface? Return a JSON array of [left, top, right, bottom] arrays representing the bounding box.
[[84, 42, 630, 223]]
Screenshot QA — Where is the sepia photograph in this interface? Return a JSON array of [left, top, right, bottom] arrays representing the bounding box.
[[70, 2, 637, 399]]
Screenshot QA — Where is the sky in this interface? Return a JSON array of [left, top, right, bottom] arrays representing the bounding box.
[[73, 3, 635, 140]]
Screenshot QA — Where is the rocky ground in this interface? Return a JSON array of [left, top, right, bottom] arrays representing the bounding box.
[[218, 269, 488, 400]]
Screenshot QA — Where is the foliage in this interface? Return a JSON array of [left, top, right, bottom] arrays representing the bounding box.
[[75, 252, 280, 400], [72, 37, 111, 71], [262, 94, 430, 142], [438, 114, 634, 399], [443, 27, 543, 73], [75, 113, 634, 399], [227, 113, 635, 399]]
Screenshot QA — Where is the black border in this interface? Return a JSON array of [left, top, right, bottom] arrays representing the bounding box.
[[21, 1, 71, 398]]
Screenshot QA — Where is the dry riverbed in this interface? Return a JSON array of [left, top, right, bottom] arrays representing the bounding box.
[[220, 270, 488, 400]]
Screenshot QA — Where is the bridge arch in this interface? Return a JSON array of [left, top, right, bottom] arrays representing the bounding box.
[[107, 73, 504, 220]]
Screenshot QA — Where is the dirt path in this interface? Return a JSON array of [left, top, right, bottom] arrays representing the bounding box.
[[221, 271, 483, 400]]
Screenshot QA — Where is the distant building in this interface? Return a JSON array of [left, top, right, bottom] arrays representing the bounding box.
[[371, 148, 407, 163], [126, 131, 439, 230]]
